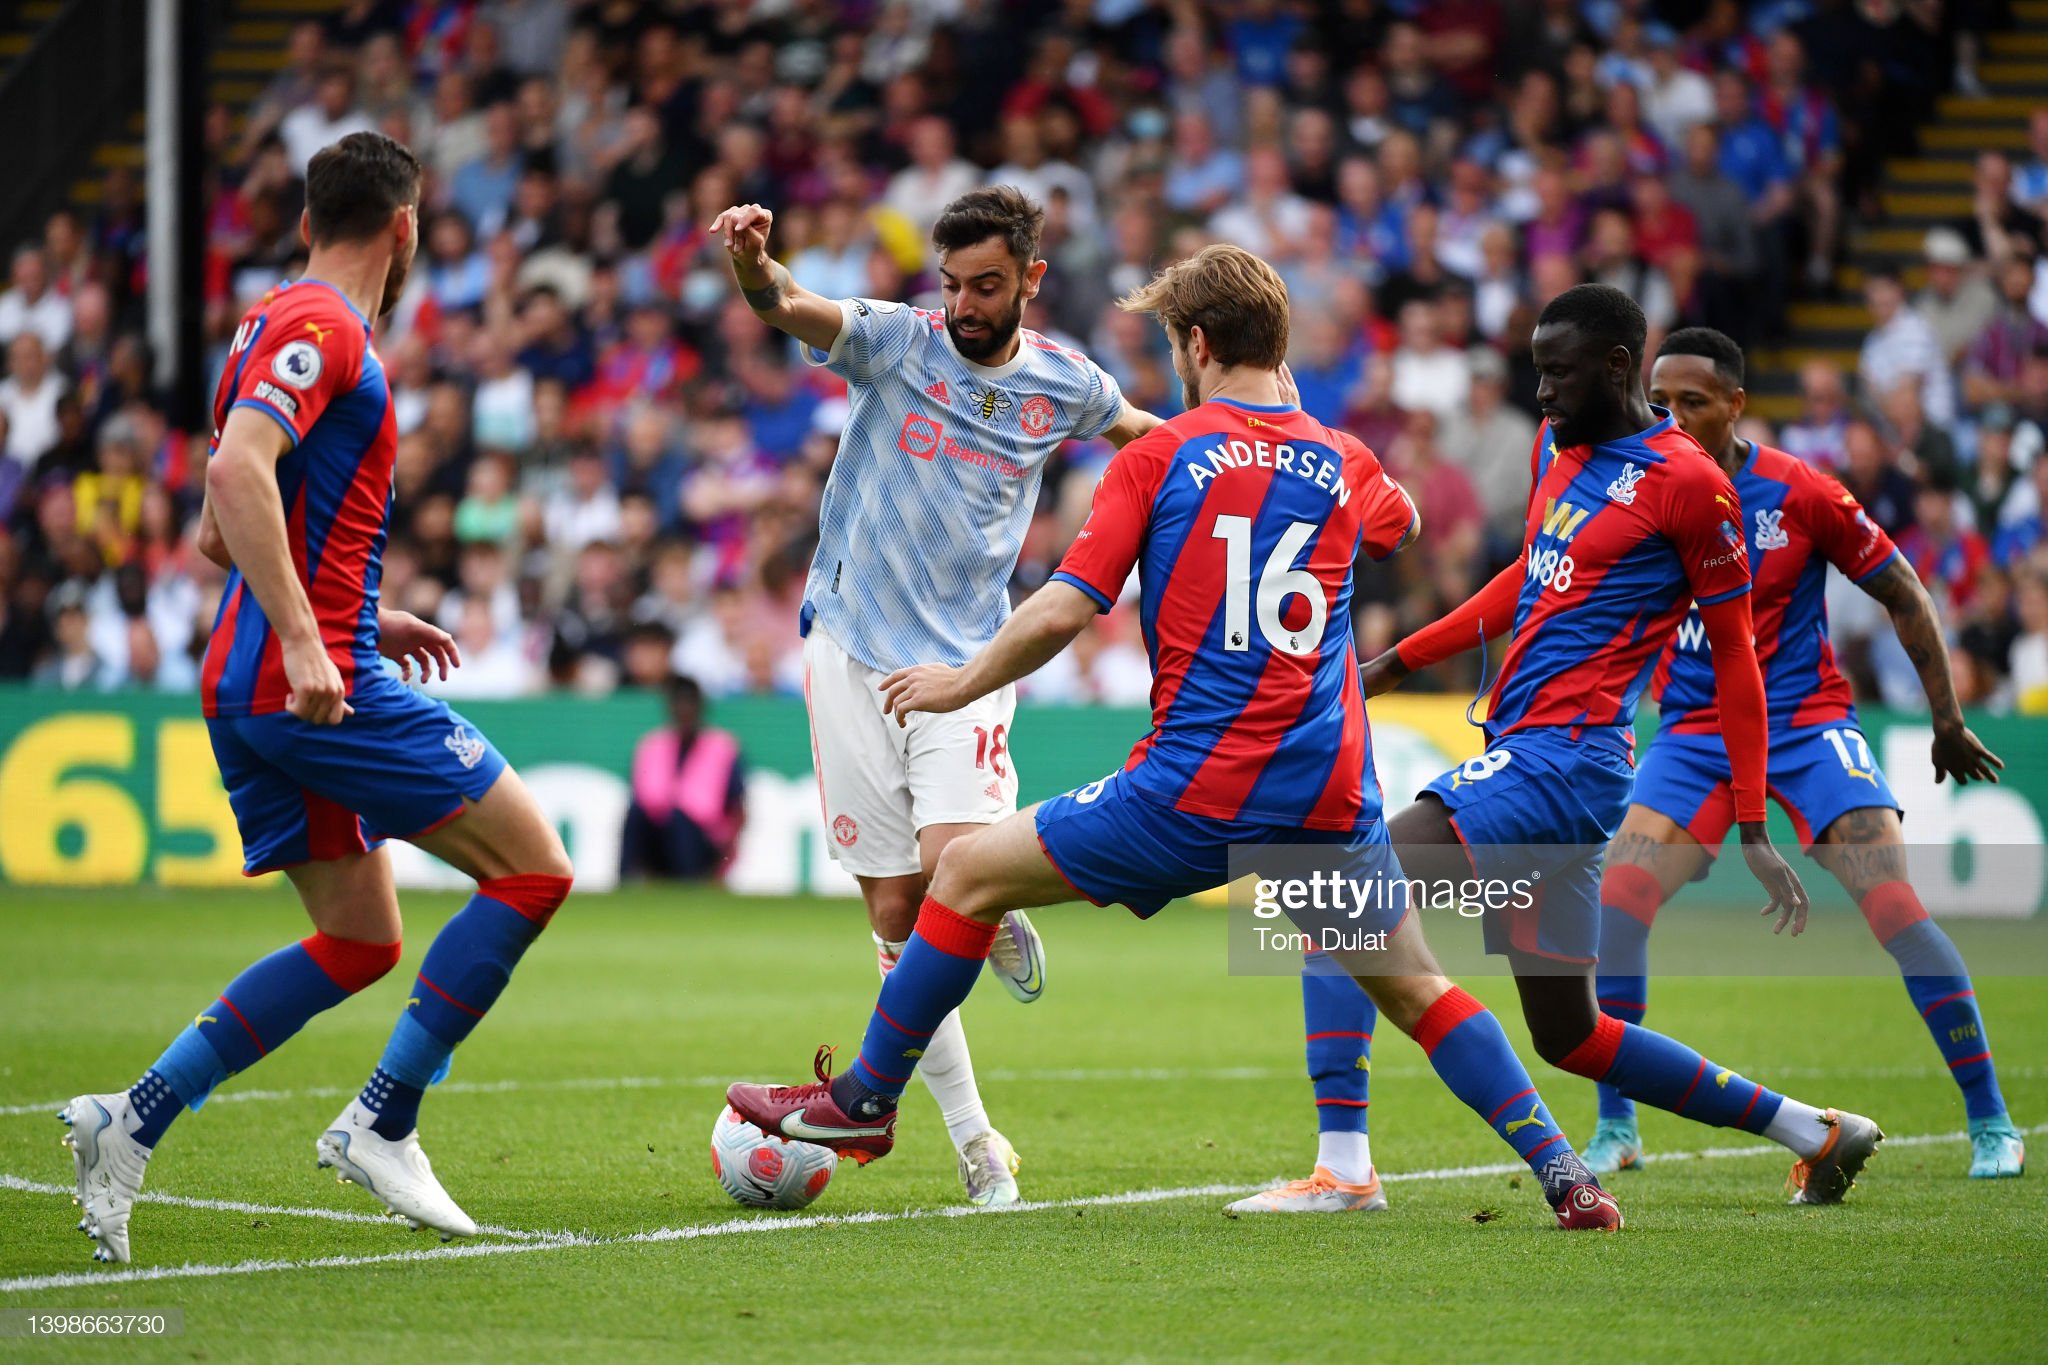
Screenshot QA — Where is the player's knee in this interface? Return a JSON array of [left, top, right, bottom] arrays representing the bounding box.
[[480, 872, 573, 930], [1525, 1003, 1601, 1070], [926, 835, 981, 911], [301, 931, 403, 994]]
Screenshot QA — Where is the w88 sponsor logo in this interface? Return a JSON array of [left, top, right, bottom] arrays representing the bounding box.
[[1526, 547, 1576, 594]]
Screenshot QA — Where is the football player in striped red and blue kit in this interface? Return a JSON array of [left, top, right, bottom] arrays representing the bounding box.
[[727, 246, 1630, 1230], [1329, 287, 1883, 1209], [1580, 329, 2021, 1179], [58, 134, 573, 1265]]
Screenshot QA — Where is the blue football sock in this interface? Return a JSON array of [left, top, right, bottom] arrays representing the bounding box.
[[1302, 952, 1373, 1132], [1560, 1014, 1784, 1135], [1882, 918, 2008, 1121], [1414, 988, 1595, 1207], [131, 933, 396, 1148], [1594, 864, 1663, 1125], [839, 897, 998, 1115], [362, 877, 563, 1140], [1593, 974, 1647, 1124]]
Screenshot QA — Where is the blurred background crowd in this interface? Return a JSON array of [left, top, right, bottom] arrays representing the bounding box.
[[1, 0, 2045, 715]]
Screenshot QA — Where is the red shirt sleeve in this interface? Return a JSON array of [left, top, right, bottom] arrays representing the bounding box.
[[1696, 593, 1769, 823], [1050, 432, 1169, 612], [1344, 434, 1419, 561], [1396, 549, 1525, 671], [227, 296, 360, 447], [1801, 468, 1899, 583], [1662, 458, 1753, 607]]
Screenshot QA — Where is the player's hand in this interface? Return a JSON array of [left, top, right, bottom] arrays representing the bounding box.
[[1738, 825, 1810, 937], [378, 608, 461, 684], [1357, 647, 1411, 699], [1275, 360, 1300, 408], [1931, 721, 2002, 786], [878, 663, 969, 727], [710, 203, 774, 268], [283, 636, 352, 726]]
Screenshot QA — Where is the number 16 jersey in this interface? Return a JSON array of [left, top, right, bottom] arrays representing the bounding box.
[[1052, 398, 1417, 833]]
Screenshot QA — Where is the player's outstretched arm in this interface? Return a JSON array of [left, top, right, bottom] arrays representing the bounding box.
[[879, 581, 1099, 726], [207, 407, 349, 725], [1859, 556, 2004, 784], [1361, 548, 1525, 697], [711, 203, 847, 354], [1696, 593, 1812, 934], [1099, 400, 1165, 449]]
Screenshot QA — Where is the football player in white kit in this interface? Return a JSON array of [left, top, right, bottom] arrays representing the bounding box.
[[712, 187, 1162, 1204]]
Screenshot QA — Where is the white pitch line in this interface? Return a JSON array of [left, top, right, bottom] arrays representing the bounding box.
[[0, 1175, 549, 1242], [5, 1121, 2038, 1297], [5, 1061, 2033, 1119]]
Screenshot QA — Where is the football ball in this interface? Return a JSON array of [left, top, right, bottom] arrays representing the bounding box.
[[710, 1105, 838, 1210]]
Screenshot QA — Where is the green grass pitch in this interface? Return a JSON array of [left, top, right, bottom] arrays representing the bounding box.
[[1, 887, 2042, 1361]]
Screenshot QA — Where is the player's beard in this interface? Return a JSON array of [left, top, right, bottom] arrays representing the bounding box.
[[378, 230, 417, 318], [946, 286, 1025, 362], [1173, 334, 1199, 410]]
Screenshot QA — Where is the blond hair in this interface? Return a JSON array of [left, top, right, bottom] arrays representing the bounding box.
[[1118, 244, 1290, 370]]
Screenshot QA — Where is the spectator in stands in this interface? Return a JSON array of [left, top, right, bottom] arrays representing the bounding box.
[[1163, 110, 1241, 219], [620, 674, 746, 882], [239, 19, 329, 160], [32, 581, 97, 690], [1957, 152, 2048, 265], [280, 64, 376, 177], [1917, 227, 1998, 369], [2012, 567, 2048, 714], [1962, 253, 2048, 409], [1389, 298, 1470, 421], [1861, 268, 1956, 426], [1994, 455, 2048, 570], [1668, 124, 1757, 342], [1207, 146, 1314, 260], [1439, 345, 1539, 545], [1841, 416, 1921, 538], [0, 246, 72, 354], [884, 116, 979, 240], [1971, 404, 2022, 536], [1642, 25, 1715, 150], [0, 334, 65, 472]]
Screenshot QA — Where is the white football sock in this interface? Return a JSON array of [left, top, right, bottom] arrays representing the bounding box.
[[1764, 1098, 1835, 1159], [877, 936, 992, 1152], [1315, 1129, 1373, 1184]]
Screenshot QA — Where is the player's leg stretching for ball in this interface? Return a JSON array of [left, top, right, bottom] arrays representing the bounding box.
[[803, 625, 1042, 1207]]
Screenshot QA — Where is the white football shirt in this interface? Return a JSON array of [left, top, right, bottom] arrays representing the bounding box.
[[800, 297, 1125, 671]]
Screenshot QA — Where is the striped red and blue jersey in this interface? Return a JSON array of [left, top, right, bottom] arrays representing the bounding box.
[[1653, 442, 1899, 735], [1485, 414, 1751, 749], [1051, 398, 1418, 832], [200, 280, 397, 719]]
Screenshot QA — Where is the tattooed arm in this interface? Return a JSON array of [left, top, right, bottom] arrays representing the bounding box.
[[1859, 556, 2004, 784], [708, 203, 847, 353]]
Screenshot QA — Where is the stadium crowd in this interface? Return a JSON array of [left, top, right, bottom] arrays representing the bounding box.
[[0, 0, 2045, 714]]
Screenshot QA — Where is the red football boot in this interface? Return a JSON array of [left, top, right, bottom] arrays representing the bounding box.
[[1554, 1182, 1624, 1231], [725, 1046, 898, 1166]]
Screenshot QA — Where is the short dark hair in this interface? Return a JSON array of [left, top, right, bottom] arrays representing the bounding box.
[[666, 672, 704, 709], [1657, 326, 1746, 389], [1536, 282, 1647, 361], [931, 186, 1044, 267], [305, 131, 421, 247]]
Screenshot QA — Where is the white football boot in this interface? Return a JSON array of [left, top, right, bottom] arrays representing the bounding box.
[[985, 911, 1046, 1003], [316, 1100, 478, 1239], [58, 1093, 152, 1264], [958, 1129, 1022, 1207], [1224, 1166, 1388, 1216]]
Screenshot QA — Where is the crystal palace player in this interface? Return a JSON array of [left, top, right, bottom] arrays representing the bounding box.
[[727, 246, 1631, 1231], [1269, 287, 1883, 1213], [1578, 328, 2022, 1179], [59, 133, 573, 1263]]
